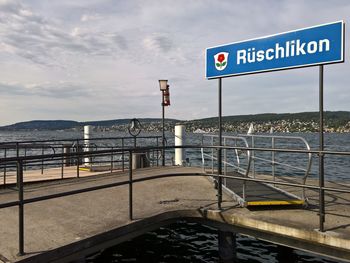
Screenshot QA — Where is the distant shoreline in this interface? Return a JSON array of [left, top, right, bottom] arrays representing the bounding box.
[[1, 111, 350, 133]]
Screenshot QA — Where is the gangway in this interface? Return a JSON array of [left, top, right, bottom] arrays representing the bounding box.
[[201, 134, 312, 207]]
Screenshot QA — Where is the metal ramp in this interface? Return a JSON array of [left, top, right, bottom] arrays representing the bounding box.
[[201, 134, 312, 208], [223, 172, 305, 207]]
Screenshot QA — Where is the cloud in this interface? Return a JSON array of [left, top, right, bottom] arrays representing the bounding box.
[[81, 13, 101, 22], [0, 0, 350, 125], [0, 81, 90, 98], [143, 34, 173, 53]]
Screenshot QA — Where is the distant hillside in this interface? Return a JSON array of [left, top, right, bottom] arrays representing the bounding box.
[[0, 118, 179, 131], [1, 111, 350, 132], [0, 120, 79, 131], [194, 111, 350, 124], [187, 111, 350, 133]]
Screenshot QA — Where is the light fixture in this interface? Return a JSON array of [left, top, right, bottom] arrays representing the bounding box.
[[158, 79, 168, 91]]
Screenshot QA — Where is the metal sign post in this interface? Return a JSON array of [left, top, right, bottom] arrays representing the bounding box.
[[218, 78, 223, 209], [319, 65, 325, 231]]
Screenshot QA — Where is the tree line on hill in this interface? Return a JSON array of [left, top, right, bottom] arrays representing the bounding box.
[[1, 111, 350, 132]]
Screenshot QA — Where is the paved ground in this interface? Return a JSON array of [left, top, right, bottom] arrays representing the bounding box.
[[0, 166, 350, 262], [0, 166, 121, 186]]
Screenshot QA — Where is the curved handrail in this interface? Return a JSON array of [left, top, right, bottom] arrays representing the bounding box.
[[240, 134, 312, 201], [201, 134, 252, 178]]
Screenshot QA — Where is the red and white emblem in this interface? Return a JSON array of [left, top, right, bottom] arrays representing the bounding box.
[[214, 52, 229, 71]]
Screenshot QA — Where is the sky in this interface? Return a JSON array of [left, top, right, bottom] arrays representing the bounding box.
[[0, 0, 350, 125]]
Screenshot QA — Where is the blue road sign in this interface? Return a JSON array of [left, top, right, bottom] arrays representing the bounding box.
[[206, 21, 344, 79]]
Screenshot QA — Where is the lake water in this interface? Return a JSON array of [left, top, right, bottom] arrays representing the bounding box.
[[0, 130, 348, 263]]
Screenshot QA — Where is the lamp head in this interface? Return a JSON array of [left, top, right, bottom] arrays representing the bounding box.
[[158, 79, 168, 91]]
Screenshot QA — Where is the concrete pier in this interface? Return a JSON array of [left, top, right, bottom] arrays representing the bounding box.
[[1, 167, 350, 262]]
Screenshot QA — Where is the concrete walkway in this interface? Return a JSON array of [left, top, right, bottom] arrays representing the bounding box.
[[0, 166, 121, 186], [0, 166, 350, 262]]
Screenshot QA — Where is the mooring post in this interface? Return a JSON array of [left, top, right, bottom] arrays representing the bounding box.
[[218, 230, 236, 262], [217, 77, 223, 210], [319, 65, 325, 232], [84, 125, 91, 166], [175, 124, 186, 165]]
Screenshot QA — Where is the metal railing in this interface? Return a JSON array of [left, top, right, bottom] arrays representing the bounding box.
[[202, 134, 313, 202], [1, 143, 350, 256], [0, 136, 162, 185]]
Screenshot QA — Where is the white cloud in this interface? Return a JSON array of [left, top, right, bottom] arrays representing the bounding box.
[[0, 0, 349, 125], [81, 13, 101, 22]]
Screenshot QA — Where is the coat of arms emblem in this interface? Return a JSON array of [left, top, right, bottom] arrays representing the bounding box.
[[214, 52, 229, 71]]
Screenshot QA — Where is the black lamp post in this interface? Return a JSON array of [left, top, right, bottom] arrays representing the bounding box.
[[158, 80, 170, 166]]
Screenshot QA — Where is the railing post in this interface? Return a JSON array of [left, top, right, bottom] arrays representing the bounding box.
[[211, 137, 214, 174], [76, 140, 80, 178], [17, 160, 24, 256], [156, 137, 159, 167], [224, 137, 227, 186], [3, 148, 7, 186], [16, 143, 19, 188], [24, 147, 27, 171], [61, 145, 64, 179], [129, 151, 133, 220], [41, 147, 44, 175], [272, 137, 275, 183], [110, 147, 114, 173], [122, 138, 125, 172], [252, 136, 255, 178]]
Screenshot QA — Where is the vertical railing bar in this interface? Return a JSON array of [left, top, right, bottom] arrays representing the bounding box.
[[16, 143, 19, 188], [129, 151, 133, 220], [24, 147, 27, 171], [122, 138, 125, 172], [4, 148, 7, 186], [76, 140, 80, 178], [156, 137, 159, 167], [272, 137, 275, 185], [252, 136, 255, 178], [61, 145, 64, 179], [41, 147, 44, 175], [224, 137, 227, 186], [110, 147, 114, 173], [17, 160, 24, 256], [211, 136, 214, 174]]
